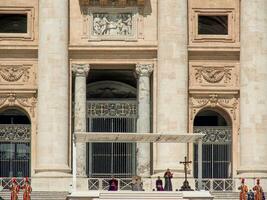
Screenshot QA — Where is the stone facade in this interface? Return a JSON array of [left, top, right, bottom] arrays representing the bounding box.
[[0, 0, 266, 193]]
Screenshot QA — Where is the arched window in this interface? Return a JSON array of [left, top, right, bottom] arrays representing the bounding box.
[[0, 108, 31, 177], [85, 70, 137, 178], [193, 109, 232, 179]]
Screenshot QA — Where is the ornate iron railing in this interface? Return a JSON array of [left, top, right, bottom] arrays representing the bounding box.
[[193, 126, 232, 144], [0, 124, 31, 142], [87, 100, 137, 118]]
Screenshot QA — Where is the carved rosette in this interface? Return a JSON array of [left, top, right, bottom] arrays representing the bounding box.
[[72, 64, 90, 77], [0, 93, 37, 118], [136, 64, 153, 77], [189, 94, 239, 122]]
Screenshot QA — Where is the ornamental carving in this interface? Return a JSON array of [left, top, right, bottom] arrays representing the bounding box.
[[189, 94, 238, 121], [72, 64, 90, 76], [189, 63, 239, 89], [84, 7, 140, 41], [0, 93, 37, 118], [0, 65, 30, 83], [194, 126, 232, 144], [87, 101, 137, 118], [93, 13, 132, 36], [136, 64, 153, 76], [80, 0, 145, 6], [195, 67, 231, 84], [0, 124, 31, 142]]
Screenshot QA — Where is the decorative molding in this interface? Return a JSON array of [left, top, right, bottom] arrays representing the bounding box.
[[0, 65, 30, 82], [189, 94, 238, 121], [0, 93, 37, 118], [189, 63, 239, 90], [83, 7, 140, 41], [0, 63, 36, 88], [136, 63, 153, 77], [72, 64, 90, 77], [87, 100, 137, 118], [80, 0, 145, 6], [195, 67, 231, 84]]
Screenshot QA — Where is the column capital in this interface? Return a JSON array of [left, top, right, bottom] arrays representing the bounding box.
[[136, 63, 154, 77], [72, 64, 90, 77]]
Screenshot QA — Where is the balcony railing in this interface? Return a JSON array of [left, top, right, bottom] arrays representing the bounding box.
[[0, 124, 31, 142]]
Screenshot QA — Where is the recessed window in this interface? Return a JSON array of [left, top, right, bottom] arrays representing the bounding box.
[[0, 14, 27, 33], [198, 15, 228, 35]]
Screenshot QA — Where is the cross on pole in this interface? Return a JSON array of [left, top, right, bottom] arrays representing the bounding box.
[[179, 156, 193, 191], [180, 156, 192, 182]]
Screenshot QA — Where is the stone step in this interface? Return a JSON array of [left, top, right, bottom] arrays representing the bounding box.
[[0, 191, 68, 200], [211, 192, 239, 200]]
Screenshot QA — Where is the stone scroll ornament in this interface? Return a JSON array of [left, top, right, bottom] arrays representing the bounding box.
[[93, 13, 133, 36]]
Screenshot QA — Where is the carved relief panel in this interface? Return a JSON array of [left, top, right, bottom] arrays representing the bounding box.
[[0, 63, 36, 89], [189, 62, 239, 90], [189, 94, 239, 124], [82, 7, 142, 41]]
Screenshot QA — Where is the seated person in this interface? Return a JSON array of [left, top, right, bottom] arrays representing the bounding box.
[[132, 176, 144, 191], [108, 176, 118, 191], [156, 176, 164, 191]]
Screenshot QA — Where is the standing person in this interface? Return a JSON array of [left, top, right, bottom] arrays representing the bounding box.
[[108, 176, 118, 191], [253, 179, 263, 200], [248, 189, 255, 200], [22, 177, 32, 200], [238, 178, 248, 200], [156, 176, 163, 191], [164, 168, 173, 191], [10, 178, 20, 200]]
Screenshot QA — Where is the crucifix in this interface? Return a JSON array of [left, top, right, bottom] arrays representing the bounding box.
[[179, 156, 194, 191]]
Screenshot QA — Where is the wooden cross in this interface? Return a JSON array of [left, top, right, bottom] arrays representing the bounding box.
[[180, 156, 192, 182]]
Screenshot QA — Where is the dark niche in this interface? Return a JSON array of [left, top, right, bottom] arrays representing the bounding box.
[[0, 14, 27, 33], [198, 15, 228, 35]]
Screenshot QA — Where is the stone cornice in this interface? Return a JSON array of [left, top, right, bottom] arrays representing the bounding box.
[[72, 64, 90, 77], [136, 63, 153, 77]]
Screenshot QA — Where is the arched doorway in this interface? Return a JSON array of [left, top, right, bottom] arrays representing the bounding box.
[[0, 108, 31, 177], [193, 109, 232, 180], [86, 69, 137, 178]]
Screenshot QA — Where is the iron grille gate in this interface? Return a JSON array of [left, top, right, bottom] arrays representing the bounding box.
[[86, 100, 137, 178], [194, 126, 232, 179], [0, 124, 31, 177]]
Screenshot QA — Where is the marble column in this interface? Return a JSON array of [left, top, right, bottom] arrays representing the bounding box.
[[239, 0, 267, 177], [36, 0, 69, 174], [156, 0, 188, 174], [72, 64, 90, 177], [136, 63, 153, 177]]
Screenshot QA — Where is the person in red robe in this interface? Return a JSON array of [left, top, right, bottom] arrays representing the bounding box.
[[22, 177, 32, 200], [10, 178, 20, 200], [253, 179, 264, 200], [238, 178, 248, 200]]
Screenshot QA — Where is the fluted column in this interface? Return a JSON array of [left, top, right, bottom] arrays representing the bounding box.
[[136, 64, 153, 177], [156, 0, 188, 174], [36, 0, 69, 174], [239, 0, 267, 177], [72, 64, 90, 177]]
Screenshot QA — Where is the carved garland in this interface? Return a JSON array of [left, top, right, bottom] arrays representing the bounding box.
[[189, 94, 238, 121], [0, 65, 30, 83], [0, 93, 37, 118], [195, 67, 232, 84]]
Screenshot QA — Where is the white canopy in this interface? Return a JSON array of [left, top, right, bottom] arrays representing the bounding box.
[[74, 132, 204, 143]]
